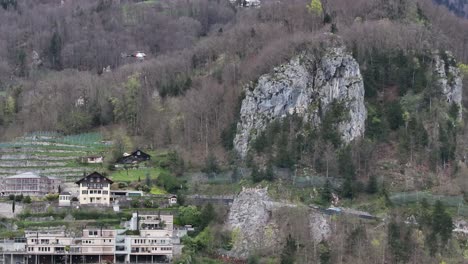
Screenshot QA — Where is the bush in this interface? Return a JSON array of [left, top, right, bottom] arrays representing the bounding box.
[[251, 164, 275, 183], [144, 199, 154, 208], [366, 175, 378, 194], [131, 199, 141, 208], [385, 102, 404, 130], [118, 182, 128, 188], [202, 152, 220, 175], [136, 184, 150, 193], [158, 151, 185, 176], [247, 255, 260, 264], [23, 196, 31, 204], [71, 210, 131, 220], [175, 206, 201, 227], [15, 194, 23, 202], [8, 194, 14, 201], [157, 172, 184, 193], [45, 193, 59, 201]]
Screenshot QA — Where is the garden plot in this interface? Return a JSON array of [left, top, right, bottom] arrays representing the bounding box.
[[0, 132, 110, 182]]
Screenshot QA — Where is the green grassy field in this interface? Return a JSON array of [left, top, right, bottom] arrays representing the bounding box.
[[110, 167, 167, 182], [150, 186, 167, 195]]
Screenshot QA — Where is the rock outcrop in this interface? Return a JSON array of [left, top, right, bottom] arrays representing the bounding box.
[[433, 51, 463, 115], [227, 187, 330, 259], [234, 46, 366, 157]]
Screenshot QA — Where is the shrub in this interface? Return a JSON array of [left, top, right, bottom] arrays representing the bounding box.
[[23, 196, 31, 204], [45, 193, 59, 201], [202, 152, 220, 175], [8, 194, 14, 201], [144, 199, 154, 208], [15, 194, 23, 202], [157, 172, 184, 193], [131, 199, 141, 208]]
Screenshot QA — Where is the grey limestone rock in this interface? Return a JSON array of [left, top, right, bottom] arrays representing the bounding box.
[[433, 51, 463, 117], [227, 187, 330, 259], [234, 46, 367, 157]]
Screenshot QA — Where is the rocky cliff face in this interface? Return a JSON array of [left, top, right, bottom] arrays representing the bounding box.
[[234, 46, 366, 157], [227, 187, 330, 259], [433, 51, 463, 115]]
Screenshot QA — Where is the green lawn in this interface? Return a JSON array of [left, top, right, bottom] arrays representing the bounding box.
[[150, 186, 167, 195], [110, 167, 167, 182]]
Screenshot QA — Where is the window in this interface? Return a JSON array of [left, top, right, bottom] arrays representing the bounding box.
[[89, 231, 98, 236], [82, 190, 88, 194], [103, 190, 108, 195]]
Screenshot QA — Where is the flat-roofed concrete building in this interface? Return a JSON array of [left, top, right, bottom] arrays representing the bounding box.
[[21, 212, 176, 264], [0, 172, 62, 196], [58, 192, 71, 207]]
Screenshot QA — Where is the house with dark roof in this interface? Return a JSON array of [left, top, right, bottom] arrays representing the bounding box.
[[116, 149, 151, 165], [76, 172, 113, 205]]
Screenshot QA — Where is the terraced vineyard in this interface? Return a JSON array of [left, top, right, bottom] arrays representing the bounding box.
[[0, 132, 111, 182]]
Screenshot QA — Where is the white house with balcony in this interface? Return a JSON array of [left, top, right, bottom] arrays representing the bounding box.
[[75, 172, 113, 206]]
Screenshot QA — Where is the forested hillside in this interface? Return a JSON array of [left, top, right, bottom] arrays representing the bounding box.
[[434, 0, 468, 17], [0, 0, 468, 263]]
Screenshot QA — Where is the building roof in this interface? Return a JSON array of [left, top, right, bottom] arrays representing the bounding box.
[[60, 192, 71, 196], [75, 171, 114, 185], [116, 149, 151, 164], [6, 172, 41, 179]]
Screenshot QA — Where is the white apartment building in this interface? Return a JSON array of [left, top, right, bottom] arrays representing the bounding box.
[[75, 172, 113, 206], [21, 213, 175, 264], [116, 213, 174, 263], [0, 172, 62, 196]]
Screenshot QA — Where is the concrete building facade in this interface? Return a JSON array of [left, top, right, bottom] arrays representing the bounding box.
[[0, 172, 62, 196], [2, 213, 176, 264]]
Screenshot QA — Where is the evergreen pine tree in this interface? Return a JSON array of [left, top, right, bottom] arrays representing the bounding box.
[[338, 146, 355, 179], [341, 176, 354, 199], [280, 234, 297, 264], [318, 241, 331, 264], [432, 200, 453, 246], [200, 203, 216, 230], [145, 172, 152, 187], [321, 180, 332, 203], [366, 175, 378, 194], [48, 32, 63, 70]]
